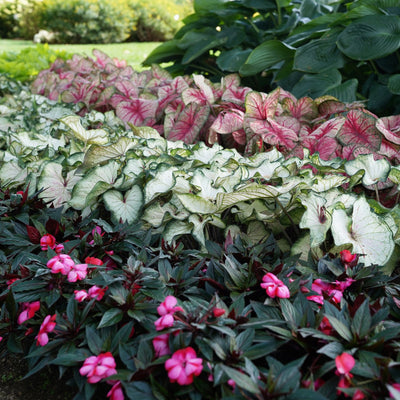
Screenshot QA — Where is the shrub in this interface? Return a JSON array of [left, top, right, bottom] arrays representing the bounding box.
[[0, 44, 71, 82], [144, 0, 400, 116], [0, 0, 39, 38], [126, 0, 193, 42], [18, 0, 135, 44]]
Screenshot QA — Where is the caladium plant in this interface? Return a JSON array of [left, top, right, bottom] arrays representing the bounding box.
[[1, 83, 399, 268]]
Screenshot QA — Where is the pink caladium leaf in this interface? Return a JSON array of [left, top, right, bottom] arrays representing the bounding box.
[[249, 118, 298, 150], [221, 74, 251, 104], [281, 96, 318, 122], [67, 54, 94, 75], [157, 76, 189, 111], [245, 89, 280, 121], [92, 49, 113, 69], [376, 115, 400, 145], [116, 98, 159, 127], [164, 103, 210, 143], [94, 86, 115, 111], [336, 110, 381, 151], [182, 75, 215, 106], [341, 144, 373, 161], [379, 139, 400, 163], [210, 109, 245, 134], [61, 76, 101, 108], [114, 80, 140, 99]]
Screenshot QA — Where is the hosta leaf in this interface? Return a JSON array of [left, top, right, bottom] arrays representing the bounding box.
[[337, 15, 400, 61], [331, 197, 395, 266], [388, 74, 400, 95], [38, 162, 80, 208], [240, 40, 294, 76], [165, 103, 210, 144], [294, 32, 344, 73], [336, 110, 381, 151], [81, 137, 138, 169], [176, 193, 218, 214], [299, 193, 332, 247], [60, 115, 108, 145], [103, 186, 143, 224], [345, 154, 391, 186]]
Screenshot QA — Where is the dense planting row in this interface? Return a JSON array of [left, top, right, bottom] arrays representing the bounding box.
[[0, 42, 400, 400]]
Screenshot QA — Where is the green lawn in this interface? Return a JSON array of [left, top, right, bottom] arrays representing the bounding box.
[[0, 39, 163, 71]]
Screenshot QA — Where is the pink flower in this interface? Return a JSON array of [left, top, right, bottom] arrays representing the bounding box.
[[155, 313, 175, 331], [88, 285, 107, 300], [85, 256, 103, 266], [17, 301, 40, 325], [40, 234, 56, 251], [212, 308, 225, 317], [67, 263, 88, 282], [74, 290, 89, 302], [89, 226, 105, 245], [307, 278, 354, 305], [36, 314, 56, 346], [165, 347, 203, 385], [80, 352, 117, 384], [335, 353, 355, 376], [353, 389, 365, 400], [107, 381, 124, 400], [47, 254, 74, 275], [390, 383, 400, 398], [6, 278, 19, 286], [340, 250, 358, 268], [54, 244, 64, 254], [260, 273, 290, 299], [153, 334, 170, 357], [157, 296, 183, 315]]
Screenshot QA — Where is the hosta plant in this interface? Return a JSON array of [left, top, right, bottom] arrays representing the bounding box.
[[0, 187, 400, 399], [144, 0, 400, 116]]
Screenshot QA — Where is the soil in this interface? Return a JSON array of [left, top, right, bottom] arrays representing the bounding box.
[[0, 352, 75, 400]]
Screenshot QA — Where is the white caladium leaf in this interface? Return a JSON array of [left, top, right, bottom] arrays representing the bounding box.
[[311, 174, 349, 192], [176, 193, 218, 214], [331, 196, 395, 266], [69, 161, 120, 209], [188, 142, 224, 165], [103, 185, 143, 224], [81, 136, 138, 169], [123, 158, 145, 179], [61, 115, 109, 145], [344, 154, 391, 186], [144, 166, 177, 203], [142, 202, 189, 228], [299, 192, 332, 247], [0, 161, 27, 186], [38, 162, 81, 208], [163, 219, 193, 244], [389, 165, 400, 185], [11, 131, 65, 151], [191, 169, 225, 200]]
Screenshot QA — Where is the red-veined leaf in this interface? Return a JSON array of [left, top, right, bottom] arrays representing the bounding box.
[[182, 74, 215, 106], [115, 80, 140, 99], [210, 110, 245, 134], [245, 89, 280, 120], [379, 139, 400, 163], [164, 103, 210, 143], [115, 98, 158, 127], [281, 96, 318, 121], [376, 115, 400, 145], [336, 110, 381, 151], [249, 118, 298, 150], [342, 145, 373, 161]]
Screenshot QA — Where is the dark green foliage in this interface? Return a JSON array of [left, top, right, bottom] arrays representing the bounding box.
[[144, 0, 400, 115]]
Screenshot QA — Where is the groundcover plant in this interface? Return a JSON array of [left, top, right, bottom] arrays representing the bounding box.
[[0, 52, 400, 399]]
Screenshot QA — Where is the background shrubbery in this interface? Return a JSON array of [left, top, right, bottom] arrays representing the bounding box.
[[0, 0, 193, 43]]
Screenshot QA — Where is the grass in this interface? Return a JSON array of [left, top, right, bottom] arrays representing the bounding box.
[[0, 39, 164, 71]]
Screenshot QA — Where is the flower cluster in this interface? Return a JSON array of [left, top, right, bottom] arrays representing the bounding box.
[[36, 314, 56, 346], [260, 272, 290, 299], [80, 352, 117, 383], [305, 277, 355, 305], [47, 254, 88, 283], [154, 295, 183, 331], [74, 285, 107, 302]]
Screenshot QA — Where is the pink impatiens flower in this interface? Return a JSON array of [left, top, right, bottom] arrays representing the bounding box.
[[153, 334, 170, 357], [165, 347, 203, 385], [107, 381, 124, 400], [47, 254, 74, 275], [17, 301, 40, 325], [36, 314, 56, 346], [80, 352, 117, 383], [88, 285, 107, 300], [340, 250, 358, 268], [260, 272, 290, 299], [74, 290, 89, 302], [67, 263, 88, 282], [154, 296, 183, 331], [40, 234, 56, 251], [335, 352, 355, 394]]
